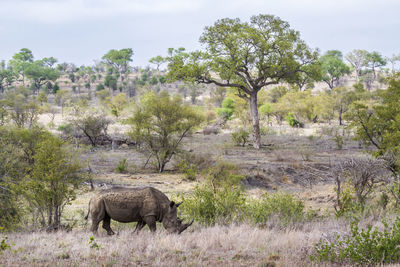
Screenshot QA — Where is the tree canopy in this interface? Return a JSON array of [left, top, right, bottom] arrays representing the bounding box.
[[320, 50, 350, 89], [128, 91, 204, 172], [24, 60, 60, 93], [165, 14, 318, 148], [102, 48, 133, 75], [347, 73, 400, 174]]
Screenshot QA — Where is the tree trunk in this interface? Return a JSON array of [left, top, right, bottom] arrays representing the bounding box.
[[248, 93, 261, 149], [48, 205, 53, 226], [339, 106, 343, 126]]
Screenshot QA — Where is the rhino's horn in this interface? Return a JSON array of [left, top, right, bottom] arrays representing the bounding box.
[[178, 219, 194, 234], [175, 202, 183, 208]]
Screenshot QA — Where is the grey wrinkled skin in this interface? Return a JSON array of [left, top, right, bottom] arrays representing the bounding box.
[[85, 187, 193, 235]]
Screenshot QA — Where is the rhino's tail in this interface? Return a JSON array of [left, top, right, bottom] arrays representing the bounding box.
[[84, 199, 91, 221]]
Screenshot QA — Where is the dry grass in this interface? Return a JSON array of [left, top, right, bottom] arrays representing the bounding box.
[[0, 221, 348, 266]]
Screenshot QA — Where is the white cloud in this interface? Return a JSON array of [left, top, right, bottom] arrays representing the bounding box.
[[0, 0, 203, 23]]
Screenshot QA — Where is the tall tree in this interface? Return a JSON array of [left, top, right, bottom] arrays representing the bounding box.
[[346, 74, 400, 203], [102, 48, 133, 77], [165, 14, 318, 148], [8, 48, 34, 86], [346, 49, 368, 81], [0, 68, 16, 93], [365, 51, 387, 81], [331, 87, 358, 125], [149, 55, 166, 71], [128, 91, 204, 172], [24, 59, 60, 94], [387, 53, 400, 73], [42, 57, 58, 68], [320, 50, 350, 89], [293, 63, 322, 91]]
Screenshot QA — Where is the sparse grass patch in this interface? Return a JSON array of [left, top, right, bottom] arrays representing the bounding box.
[[299, 147, 314, 161]]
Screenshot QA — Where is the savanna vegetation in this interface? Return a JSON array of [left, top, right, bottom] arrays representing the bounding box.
[[1, 14, 400, 266]]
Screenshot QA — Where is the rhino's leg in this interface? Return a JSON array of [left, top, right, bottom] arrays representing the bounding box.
[[133, 221, 146, 234], [143, 216, 157, 232], [90, 218, 101, 236], [89, 198, 107, 236], [102, 214, 115, 235]]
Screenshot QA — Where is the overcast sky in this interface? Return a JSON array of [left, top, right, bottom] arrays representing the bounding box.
[[0, 0, 399, 67]]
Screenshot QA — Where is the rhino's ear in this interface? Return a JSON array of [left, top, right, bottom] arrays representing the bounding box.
[[169, 201, 175, 208], [175, 202, 182, 208]]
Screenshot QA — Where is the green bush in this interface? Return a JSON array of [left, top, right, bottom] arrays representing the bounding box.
[[88, 235, 101, 249], [285, 113, 303, 128], [57, 123, 74, 136], [96, 83, 105, 91], [205, 161, 244, 190], [176, 160, 197, 181], [127, 91, 204, 173], [178, 161, 246, 225], [175, 152, 214, 173], [216, 97, 235, 120], [260, 126, 276, 136], [0, 227, 10, 252], [180, 184, 246, 226], [248, 193, 306, 226], [311, 217, 400, 264], [334, 183, 361, 218], [52, 83, 60, 94], [231, 128, 250, 147], [115, 158, 127, 173], [0, 236, 11, 252], [333, 133, 344, 149]]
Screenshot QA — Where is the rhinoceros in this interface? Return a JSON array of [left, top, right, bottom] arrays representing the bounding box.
[[85, 187, 193, 235]]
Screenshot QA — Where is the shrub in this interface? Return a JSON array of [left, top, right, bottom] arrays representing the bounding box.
[[175, 152, 214, 172], [179, 161, 246, 225], [260, 126, 276, 136], [0, 236, 11, 252], [2, 89, 41, 128], [115, 158, 127, 173], [180, 184, 246, 226], [311, 217, 400, 264], [216, 97, 235, 120], [127, 91, 204, 172], [88, 235, 101, 249], [333, 134, 344, 149], [96, 83, 104, 91], [333, 157, 388, 217], [205, 110, 217, 124], [231, 128, 250, 147], [21, 135, 82, 228], [285, 112, 303, 128], [57, 123, 74, 137], [248, 193, 306, 226], [0, 227, 11, 252], [68, 110, 112, 147], [176, 160, 197, 181], [52, 83, 60, 94], [0, 126, 82, 229], [206, 161, 244, 190]]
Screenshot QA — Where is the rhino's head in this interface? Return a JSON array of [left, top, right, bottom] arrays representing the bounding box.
[[162, 201, 193, 234]]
